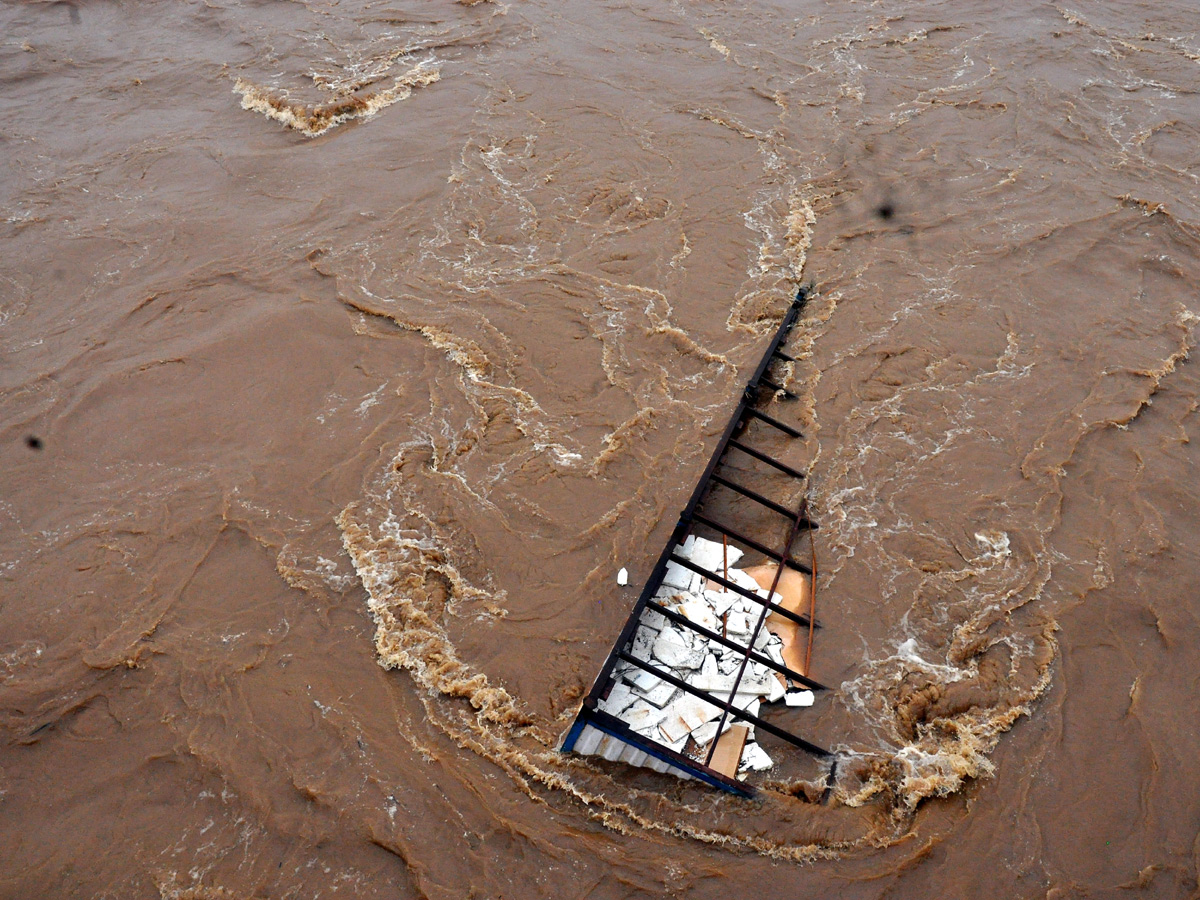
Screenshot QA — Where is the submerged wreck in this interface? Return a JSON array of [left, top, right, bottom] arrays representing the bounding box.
[[562, 289, 833, 797]]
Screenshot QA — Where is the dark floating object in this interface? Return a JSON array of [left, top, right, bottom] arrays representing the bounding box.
[[876, 202, 895, 220], [25, 435, 43, 451], [562, 288, 833, 797]]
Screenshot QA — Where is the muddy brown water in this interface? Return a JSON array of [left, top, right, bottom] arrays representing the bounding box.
[[3, 0, 1200, 897]]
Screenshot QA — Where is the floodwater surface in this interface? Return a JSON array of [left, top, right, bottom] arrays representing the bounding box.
[[3, 0, 1200, 897]]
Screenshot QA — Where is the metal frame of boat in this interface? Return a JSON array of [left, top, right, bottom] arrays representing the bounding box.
[[561, 288, 832, 797]]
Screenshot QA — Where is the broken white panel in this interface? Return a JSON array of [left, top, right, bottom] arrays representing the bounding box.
[[623, 668, 658, 692], [686, 536, 745, 573], [728, 568, 764, 593], [624, 699, 669, 733], [678, 598, 719, 631], [658, 694, 721, 743], [746, 661, 772, 689], [631, 627, 655, 659], [654, 627, 706, 670], [633, 678, 677, 708], [750, 626, 771, 652], [739, 742, 774, 772], [766, 673, 786, 703], [657, 730, 690, 753], [662, 560, 692, 590], [705, 588, 740, 617], [764, 639, 786, 668], [725, 611, 752, 639], [732, 695, 761, 719], [652, 627, 693, 668], [599, 682, 637, 716], [756, 586, 782, 606], [690, 716, 733, 747], [641, 608, 668, 632], [691, 655, 736, 693]]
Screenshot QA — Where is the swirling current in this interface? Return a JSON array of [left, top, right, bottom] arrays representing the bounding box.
[[3, 0, 1200, 897]]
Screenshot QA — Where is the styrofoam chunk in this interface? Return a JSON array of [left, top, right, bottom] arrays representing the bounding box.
[[617, 567, 629, 586], [767, 673, 786, 703], [679, 598, 719, 631], [690, 717, 732, 747], [785, 689, 816, 707], [652, 628, 693, 668], [729, 569, 762, 592], [634, 678, 677, 708], [600, 682, 637, 715], [632, 628, 655, 658], [641, 609, 667, 632], [624, 668, 658, 691], [657, 693, 721, 743], [663, 560, 692, 590], [691, 654, 737, 693], [765, 641, 785, 667], [705, 588, 740, 617], [739, 742, 774, 771], [623, 699, 668, 732], [687, 536, 744, 573]]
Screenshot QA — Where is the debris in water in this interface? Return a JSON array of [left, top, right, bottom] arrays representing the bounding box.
[[561, 289, 833, 796], [617, 567, 629, 586]]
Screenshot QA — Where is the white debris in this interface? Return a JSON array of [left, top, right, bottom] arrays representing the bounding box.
[[764, 639, 786, 667], [739, 742, 774, 772], [662, 560, 692, 590], [641, 609, 668, 632], [599, 682, 636, 715], [727, 568, 763, 592], [704, 588, 740, 617], [678, 598, 719, 631], [690, 717, 732, 747], [658, 694, 720, 743], [624, 699, 668, 734], [734, 696, 761, 718], [767, 673, 786, 703], [725, 611, 751, 638], [691, 655, 736, 693], [631, 628, 655, 658], [624, 668, 659, 692], [602, 539, 822, 777], [652, 628, 693, 669], [683, 536, 744, 573], [634, 679, 678, 708]]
